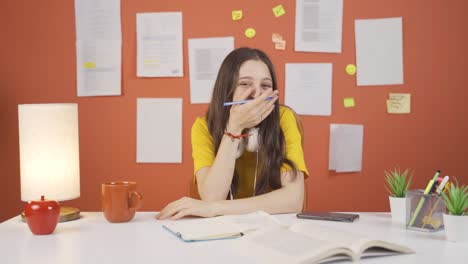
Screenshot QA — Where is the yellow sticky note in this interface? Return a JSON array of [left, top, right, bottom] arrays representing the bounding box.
[[344, 98, 355, 108], [272, 33, 283, 43], [274, 39, 286, 50], [84, 62, 96, 69], [245, 28, 256, 38], [232, 10, 243, 21], [387, 93, 411, 114], [272, 5, 286, 18], [346, 64, 356, 75]]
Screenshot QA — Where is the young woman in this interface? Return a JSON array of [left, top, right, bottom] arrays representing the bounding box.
[[157, 47, 309, 220]]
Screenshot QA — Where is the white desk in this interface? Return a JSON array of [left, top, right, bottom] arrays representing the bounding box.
[[1, 212, 466, 264]]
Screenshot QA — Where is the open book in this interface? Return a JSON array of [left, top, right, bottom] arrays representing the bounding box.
[[233, 221, 414, 263], [161, 211, 281, 242]]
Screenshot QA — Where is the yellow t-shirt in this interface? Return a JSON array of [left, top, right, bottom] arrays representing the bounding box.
[[191, 106, 309, 198]]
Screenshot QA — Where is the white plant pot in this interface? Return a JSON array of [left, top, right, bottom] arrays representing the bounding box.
[[443, 213, 468, 243], [389, 196, 409, 224]]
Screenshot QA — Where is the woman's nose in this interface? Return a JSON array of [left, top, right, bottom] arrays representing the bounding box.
[[249, 85, 262, 98]]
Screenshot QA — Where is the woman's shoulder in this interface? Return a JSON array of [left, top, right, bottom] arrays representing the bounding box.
[[192, 116, 208, 132], [279, 105, 297, 121], [193, 116, 207, 123]]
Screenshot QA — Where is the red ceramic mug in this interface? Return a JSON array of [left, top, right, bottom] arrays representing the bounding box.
[[102, 181, 142, 223]]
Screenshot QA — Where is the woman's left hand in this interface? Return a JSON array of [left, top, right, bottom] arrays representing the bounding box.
[[155, 197, 221, 220]]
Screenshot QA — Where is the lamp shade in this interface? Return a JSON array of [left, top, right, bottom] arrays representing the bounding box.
[[18, 103, 80, 202]]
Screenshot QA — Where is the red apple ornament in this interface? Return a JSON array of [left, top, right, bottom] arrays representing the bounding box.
[[24, 195, 60, 235]]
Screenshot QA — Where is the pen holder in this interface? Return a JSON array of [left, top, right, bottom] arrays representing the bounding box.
[[406, 189, 445, 232]]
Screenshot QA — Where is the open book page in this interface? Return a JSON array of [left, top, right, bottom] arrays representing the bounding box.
[[290, 222, 414, 260], [233, 222, 414, 263], [352, 240, 414, 259], [222, 211, 283, 233], [232, 226, 354, 263]]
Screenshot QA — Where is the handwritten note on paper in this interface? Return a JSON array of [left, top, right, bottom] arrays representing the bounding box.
[[272, 5, 286, 17], [387, 93, 411, 114], [272, 33, 286, 50], [272, 33, 283, 42], [295, 0, 343, 53], [344, 98, 355, 108], [137, 98, 182, 163], [329, 124, 364, 173], [232, 10, 243, 21], [275, 40, 286, 50]]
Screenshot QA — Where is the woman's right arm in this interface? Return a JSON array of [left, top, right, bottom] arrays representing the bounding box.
[[195, 133, 241, 201]]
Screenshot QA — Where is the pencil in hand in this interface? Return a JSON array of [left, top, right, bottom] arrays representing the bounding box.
[[223, 96, 274, 106]]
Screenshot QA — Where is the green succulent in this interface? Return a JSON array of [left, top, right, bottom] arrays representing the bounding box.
[[442, 179, 468, 216], [384, 167, 413, 198]]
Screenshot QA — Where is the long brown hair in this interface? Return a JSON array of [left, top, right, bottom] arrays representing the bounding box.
[[206, 47, 298, 197]]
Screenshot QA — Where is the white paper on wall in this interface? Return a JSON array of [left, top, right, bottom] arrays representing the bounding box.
[[137, 98, 182, 163], [295, 0, 343, 53], [355, 17, 404, 86], [75, 0, 122, 97], [285, 63, 332, 116], [188, 37, 234, 104], [329, 124, 364, 173], [137, 12, 183, 77], [76, 41, 121, 97]]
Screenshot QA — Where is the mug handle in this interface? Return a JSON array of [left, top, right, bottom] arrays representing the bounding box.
[[129, 191, 143, 210]]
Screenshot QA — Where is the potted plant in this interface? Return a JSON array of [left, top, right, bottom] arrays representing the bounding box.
[[385, 167, 413, 224], [442, 179, 468, 242]]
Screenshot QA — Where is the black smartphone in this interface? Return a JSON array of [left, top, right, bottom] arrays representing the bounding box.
[[296, 212, 359, 222]]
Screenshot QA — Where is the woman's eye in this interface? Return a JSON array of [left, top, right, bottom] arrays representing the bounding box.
[[239, 82, 251, 87], [262, 84, 272, 89]]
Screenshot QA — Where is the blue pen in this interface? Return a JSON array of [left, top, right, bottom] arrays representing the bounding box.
[[223, 96, 274, 106]]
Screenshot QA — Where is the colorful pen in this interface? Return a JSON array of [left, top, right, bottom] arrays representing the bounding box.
[[432, 170, 441, 182], [420, 176, 450, 228], [223, 96, 274, 106], [435, 176, 450, 194]]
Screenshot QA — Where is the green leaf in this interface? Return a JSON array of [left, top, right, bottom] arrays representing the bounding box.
[[442, 179, 468, 215], [384, 167, 413, 198]]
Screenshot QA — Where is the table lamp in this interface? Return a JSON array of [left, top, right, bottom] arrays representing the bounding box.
[[18, 103, 81, 222]]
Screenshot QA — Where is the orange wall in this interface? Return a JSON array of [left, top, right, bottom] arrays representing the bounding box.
[[1, 0, 467, 222]]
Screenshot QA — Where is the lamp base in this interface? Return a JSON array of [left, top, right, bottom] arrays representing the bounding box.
[[22, 206, 80, 222]]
